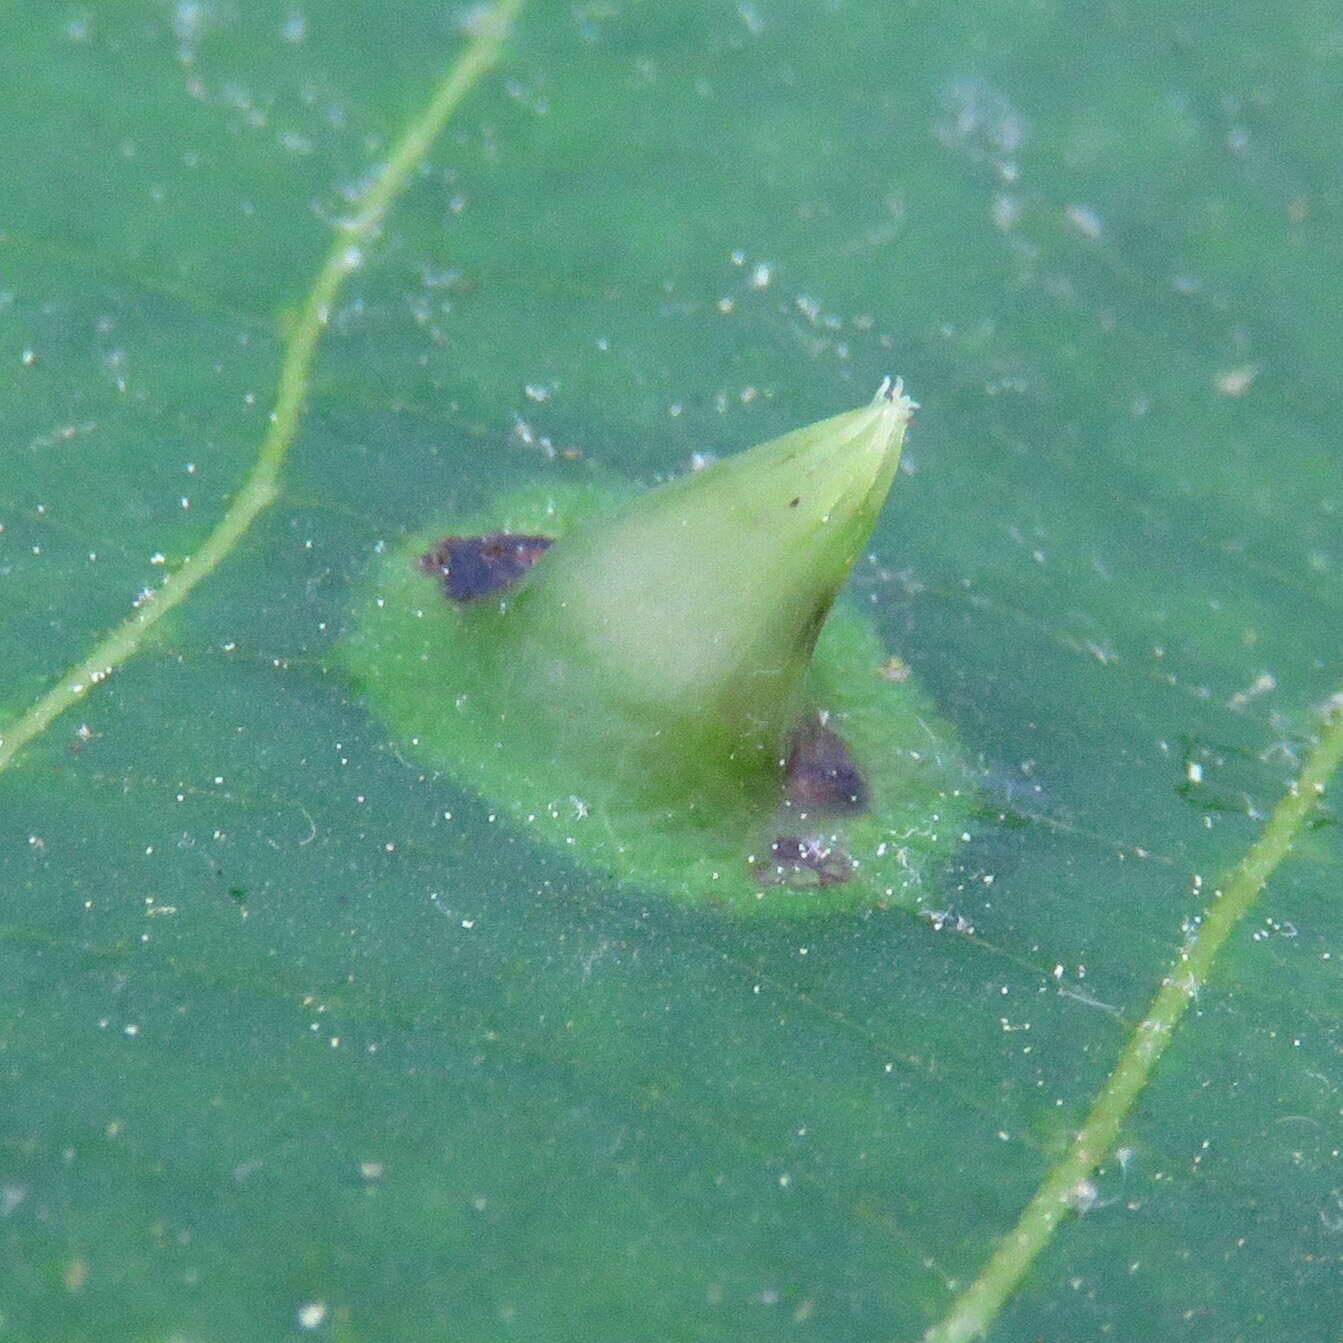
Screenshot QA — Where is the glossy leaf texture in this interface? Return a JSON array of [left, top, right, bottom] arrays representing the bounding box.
[[1, 3, 1340, 1340]]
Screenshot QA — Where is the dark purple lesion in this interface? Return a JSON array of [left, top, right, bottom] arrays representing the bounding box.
[[751, 835, 856, 888], [751, 716, 870, 890], [784, 716, 869, 813], [419, 533, 553, 603]]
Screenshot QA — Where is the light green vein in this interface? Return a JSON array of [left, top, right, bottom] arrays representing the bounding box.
[[0, 0, 525, 776], [923, 691, 1343, 1343]]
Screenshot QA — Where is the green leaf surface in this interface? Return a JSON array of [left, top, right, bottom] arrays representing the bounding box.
[[2, 3, 1340, 1340]]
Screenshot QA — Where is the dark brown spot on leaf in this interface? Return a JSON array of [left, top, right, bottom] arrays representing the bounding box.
[[420, 533, 553, 603], [784, 716, 869, 813], [751, 835, 855, 888]]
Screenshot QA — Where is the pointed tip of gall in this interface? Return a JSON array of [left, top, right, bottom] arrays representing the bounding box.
[[873, 375, 919, 421]]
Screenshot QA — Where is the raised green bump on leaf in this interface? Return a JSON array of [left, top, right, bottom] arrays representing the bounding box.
[[344, 382, 972, 916]]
